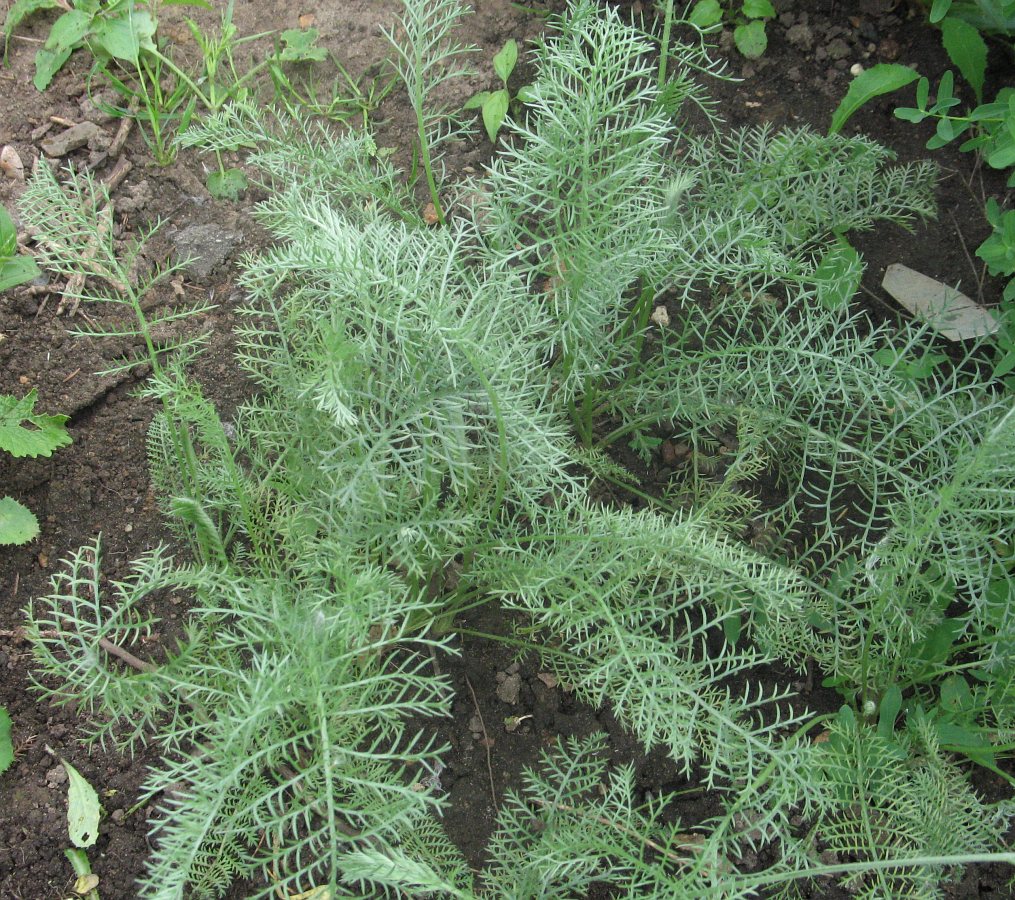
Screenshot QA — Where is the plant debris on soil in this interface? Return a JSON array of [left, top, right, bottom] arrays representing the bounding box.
[[1, 1, 1013, 897]]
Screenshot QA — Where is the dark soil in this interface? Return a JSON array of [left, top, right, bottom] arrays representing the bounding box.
[[1, 0, 1012, 897]]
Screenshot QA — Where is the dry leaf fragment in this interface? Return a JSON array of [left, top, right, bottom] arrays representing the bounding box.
[[650, 305, 670, 327], [882, 263, 999, 341], [0, 145, 24, 181], [536, 672, 558, 689], [298, 13, 316, 27], [422, 202, 440, 225], [74, 873, 100, 895]]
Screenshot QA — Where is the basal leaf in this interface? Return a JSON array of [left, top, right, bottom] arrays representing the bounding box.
[[0, 496, 40, 546], [91, 9, 156, 63], [829, 63, 920, 134], [33, 44, 72, 91]]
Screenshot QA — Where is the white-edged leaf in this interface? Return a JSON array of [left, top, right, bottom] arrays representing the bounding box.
[[882, 263, 999, 341]]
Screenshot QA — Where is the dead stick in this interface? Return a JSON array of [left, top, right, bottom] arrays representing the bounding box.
[[98, 635, 155, 672], [464, 674, 496, 808]]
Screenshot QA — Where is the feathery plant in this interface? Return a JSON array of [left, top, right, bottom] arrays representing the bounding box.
[[382, 0, 475, 223], [19, 0, 1015, 896]]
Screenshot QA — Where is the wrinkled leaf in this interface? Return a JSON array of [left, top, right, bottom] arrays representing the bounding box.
[[733, 19, 767, 58], [830, 63, 920, 134], [0, 390, 73, 458], [63, 759, 100, 848], [882, 263, 999, 340], [278, 28, 327, 62]]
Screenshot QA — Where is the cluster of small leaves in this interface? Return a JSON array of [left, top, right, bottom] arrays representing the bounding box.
[[688, 0, 776, 58]]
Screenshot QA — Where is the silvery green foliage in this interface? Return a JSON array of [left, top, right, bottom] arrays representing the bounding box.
[[382, 0, 475, 164], [606, 286, 1015, 690], [20, 1, 1015, 897]]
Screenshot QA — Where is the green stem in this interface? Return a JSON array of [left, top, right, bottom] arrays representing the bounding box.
[[658, 0, 674, 88]]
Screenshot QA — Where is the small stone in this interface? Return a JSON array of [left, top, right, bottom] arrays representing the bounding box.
[[650, 305, 670, 327], [40, 121, 104, 157], [0, 145, 24, 181], [45, 765, 67, 786], [495, 673, 522, 705], [827, 38, 851, 60], [850, 62, 865, 76], [171, 223, 242, 280], [124, 523, 133, 534], [786, 24, 814, 52]]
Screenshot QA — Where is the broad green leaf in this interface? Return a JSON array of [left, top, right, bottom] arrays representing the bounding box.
[[0, 706, 12, 774], [2, 0, 60, 56], [0, 206, 16, 257], [930, 0, 952, 22], [0, 390, 72, 458], [689, 0, 722, 29], [45, 8, 89, 52], [207, 167, 247, 200], [278, 28, 327, 62], [829, 63, 920, 134], [940, 674, 973, 713], [0, 255, 43, 292], [0, 497, 38, 545], [33, 44, 72, 90], [493, 38, 517, 84], [742, 0, 775, 18], [163, 0, 212, 7], [62, 759, 100, 848], [877, 685, 903, 741], [940, 16, 987, 102], [733, 19, 767, 58], [464, 90, 491, 110], [482, 88, 509, 143], [90, 9, 156, 63]]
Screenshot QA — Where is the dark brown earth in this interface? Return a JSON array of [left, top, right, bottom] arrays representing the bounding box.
[[1, 0, 1012, 897]]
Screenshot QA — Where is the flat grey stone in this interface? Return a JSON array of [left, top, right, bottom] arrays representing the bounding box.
[[172, 223, 241, 279]]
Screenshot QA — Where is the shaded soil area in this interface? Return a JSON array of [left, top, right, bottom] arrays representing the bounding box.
[[0, 0, 1012, 897]]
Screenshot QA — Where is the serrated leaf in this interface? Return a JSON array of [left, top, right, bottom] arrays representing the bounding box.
[[482, 89, 509, 143], [0, 706, 13, 774], [206, 167, 247, 200], [0, 390, 72, 458], [689, 0, 722, 28], [0, 497, 40, 545], [940, 16, 987, 102], [493, 38, 517, 84], [279, 28, 327, 62], [733, 19, 767, 58], [829, 63, 920, 134], [62, 759, 100, 848]]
